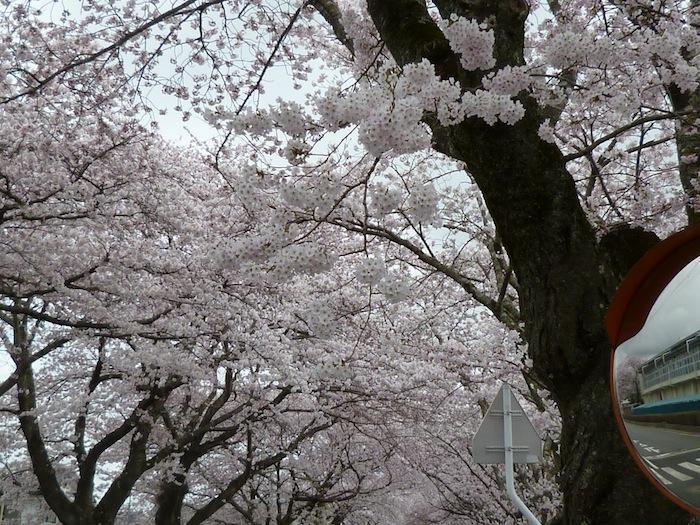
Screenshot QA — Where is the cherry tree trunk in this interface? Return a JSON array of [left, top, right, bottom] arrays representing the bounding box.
[[667, 83, 700, 226], [366, 1, 695, 523], [155, 477, 188, 525], [436, 93, 690, 525]]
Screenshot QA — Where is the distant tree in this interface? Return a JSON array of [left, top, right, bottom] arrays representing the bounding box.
[[616, 355, 645, 405]]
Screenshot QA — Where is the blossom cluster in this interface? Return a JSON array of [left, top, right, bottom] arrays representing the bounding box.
[[482, 66, 532, 96], [377, 275, 412, 303], [282, 138, 312, 165], [544, 30, 598, 69], [369, 182, 404, 216], [218, 232, 283, 269], [317, 59, 528, 155], [406, 183, 440, 223], [395, 60, 464, 125], [438, 15, 496, 71], [269, 244, 337, 279], [228, 108, 274, 136], [357, 96, 431, 156], [354, 257, 388, 286], [279, 176, 319, 209], [270, 99, 308, 137], [303, 302, 335, 337], [643, 26, 700, 93], [462, 90, 525, 125]]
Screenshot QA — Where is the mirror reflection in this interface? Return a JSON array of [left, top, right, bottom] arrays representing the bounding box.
[[614, 256, 700, 510]]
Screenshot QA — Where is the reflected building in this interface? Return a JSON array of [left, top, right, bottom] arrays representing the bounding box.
[[637, 330, 700, 403]]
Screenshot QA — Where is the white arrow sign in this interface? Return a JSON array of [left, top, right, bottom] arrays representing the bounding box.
[[472, 383, 542, 464], [472, 383, 542, 525]]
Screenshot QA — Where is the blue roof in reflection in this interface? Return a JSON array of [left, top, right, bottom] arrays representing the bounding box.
[[632, 395, 700, 415]]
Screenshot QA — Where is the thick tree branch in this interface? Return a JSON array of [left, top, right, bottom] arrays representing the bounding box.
[[0, 336, 70, 397], [309, 0, 354, 55], [12, 330, 77, 522], [328, 217, 521, 329], [366, 0, 463, 80]]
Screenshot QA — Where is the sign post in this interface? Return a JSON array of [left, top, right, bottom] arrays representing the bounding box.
[[472, 383, 542, 525]]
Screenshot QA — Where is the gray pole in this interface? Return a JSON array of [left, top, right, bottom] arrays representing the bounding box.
[[503, 384, 541, 525]]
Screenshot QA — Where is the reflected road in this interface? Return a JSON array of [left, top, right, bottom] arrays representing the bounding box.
[[624, 421, 700, 508]]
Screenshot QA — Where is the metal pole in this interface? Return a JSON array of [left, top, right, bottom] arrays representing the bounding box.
[[503, 384, 541, 525]]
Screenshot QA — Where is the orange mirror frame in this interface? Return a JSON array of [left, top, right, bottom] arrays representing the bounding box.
[[606, 224, 700, 516]]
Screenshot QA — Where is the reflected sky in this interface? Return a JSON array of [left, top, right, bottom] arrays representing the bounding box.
[[616, 256, 700, 366]]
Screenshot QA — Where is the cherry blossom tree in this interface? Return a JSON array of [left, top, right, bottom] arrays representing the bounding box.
[[3, 0, 700, 523], [0, 78, 558, 524], [615, 354, 644, 405]]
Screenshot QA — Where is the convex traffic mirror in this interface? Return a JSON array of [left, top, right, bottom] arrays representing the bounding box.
[[608, 225, 700, 515]]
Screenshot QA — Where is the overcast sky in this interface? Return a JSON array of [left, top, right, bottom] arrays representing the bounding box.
[[615, 256, 700, 366]]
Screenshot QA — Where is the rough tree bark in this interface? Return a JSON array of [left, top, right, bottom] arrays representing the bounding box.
[[361, 1, 695, 523], [667, 83, 700, 226]]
